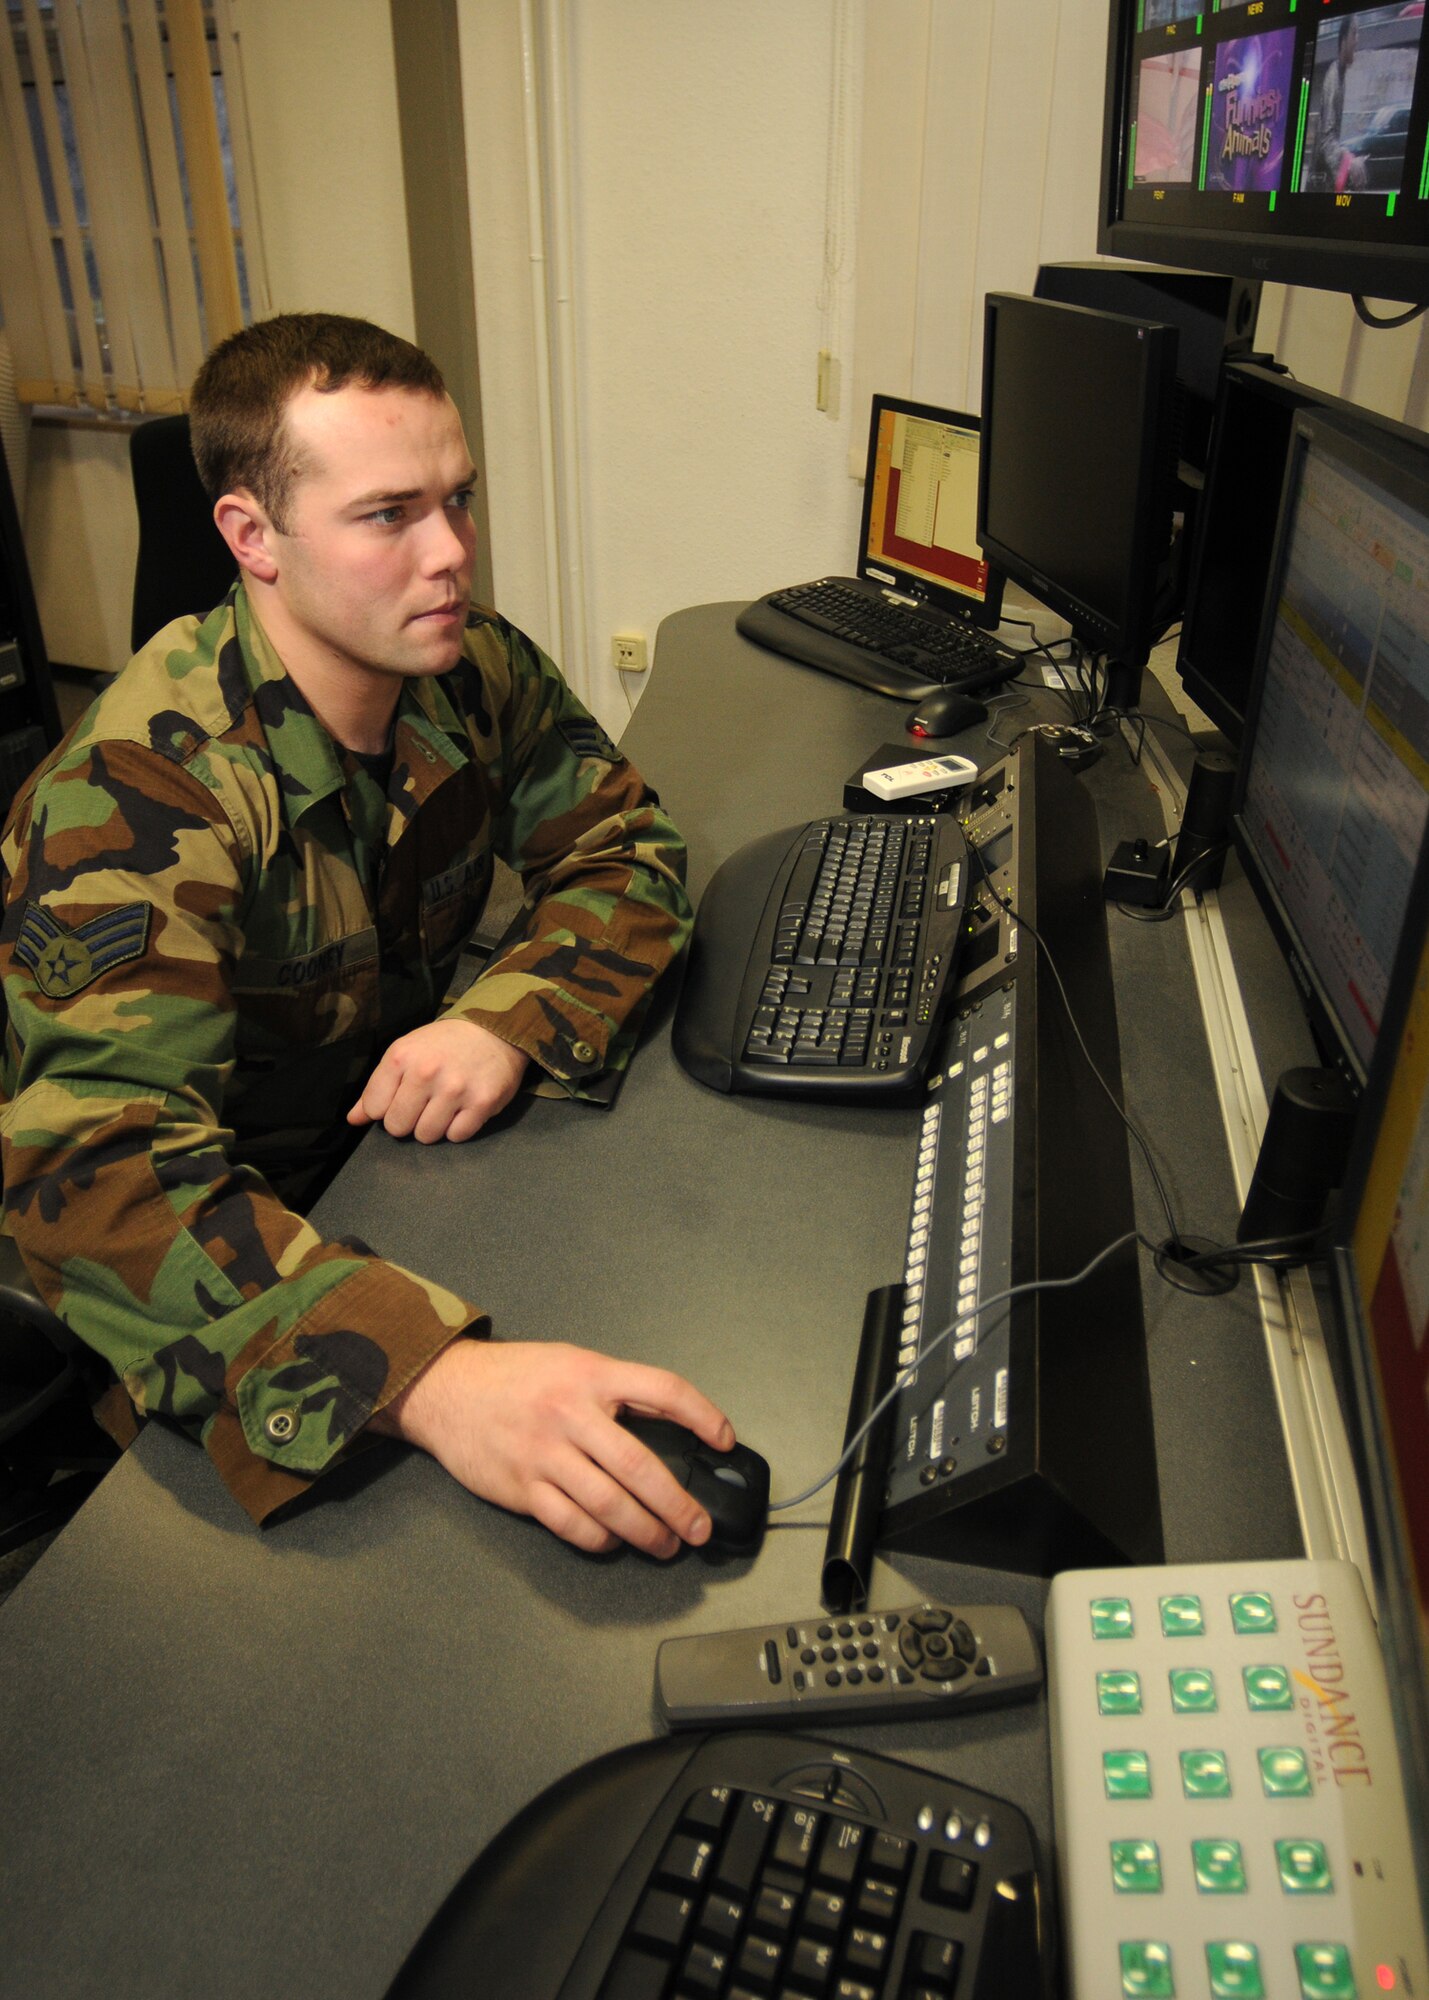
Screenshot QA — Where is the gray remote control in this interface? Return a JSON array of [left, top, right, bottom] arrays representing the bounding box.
[[655, 1601, 1042, 1730]]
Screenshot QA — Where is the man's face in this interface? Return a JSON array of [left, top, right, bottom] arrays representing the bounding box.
[[265, 382, 478, 683]]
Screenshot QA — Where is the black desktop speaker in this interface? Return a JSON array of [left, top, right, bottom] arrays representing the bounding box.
[[1034, 262, 1261, 474], [1170, 750, 1238, 895], [1238, 1067, 1357, 1245]]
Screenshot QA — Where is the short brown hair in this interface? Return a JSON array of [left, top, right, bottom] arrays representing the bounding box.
[[189, 312, 446, 530]]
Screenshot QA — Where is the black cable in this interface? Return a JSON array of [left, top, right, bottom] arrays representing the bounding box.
[[968, 840, 1184, 1246], [1352, 295, 1426, 331]]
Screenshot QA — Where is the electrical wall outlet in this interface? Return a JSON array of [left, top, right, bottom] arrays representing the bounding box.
[[612, 633, 648, 673]]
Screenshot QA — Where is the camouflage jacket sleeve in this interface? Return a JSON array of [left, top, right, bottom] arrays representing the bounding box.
[[0, 740, 483, 1525], [441, 616, 692, 1098]]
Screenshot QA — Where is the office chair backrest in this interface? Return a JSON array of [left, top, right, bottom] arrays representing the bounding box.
[[129, 414, 236, 656]]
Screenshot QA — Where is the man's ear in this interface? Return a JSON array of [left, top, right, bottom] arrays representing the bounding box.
[[214, 489, 279, 584]]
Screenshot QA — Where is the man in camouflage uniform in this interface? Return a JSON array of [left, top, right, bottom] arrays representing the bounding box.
[[0, 312, 734, 1556]]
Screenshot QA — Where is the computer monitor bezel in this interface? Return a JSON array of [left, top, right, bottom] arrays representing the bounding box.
[[1231, 406, 1429, 1088], [976, 292, 1180, 666], [856, 393, 1005, 631]]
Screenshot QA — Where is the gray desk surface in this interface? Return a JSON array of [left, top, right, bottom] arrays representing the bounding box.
[[0, 606, 1303, 1999]]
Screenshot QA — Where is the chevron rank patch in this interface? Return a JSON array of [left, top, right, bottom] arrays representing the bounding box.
[[557, 714, 622, 765], [15, 901, 152, 998]]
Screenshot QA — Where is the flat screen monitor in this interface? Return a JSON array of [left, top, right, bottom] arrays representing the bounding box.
[[857, 395, 1004, 629], [1100, 0, 1429, 304], [977, 292, 1180, 666], [1233, 409, 1429, 1085], [1333, 851, 1429, 1934], [1178, 366, 1429, 747]]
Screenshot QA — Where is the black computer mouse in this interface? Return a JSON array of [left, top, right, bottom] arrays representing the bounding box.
[[618, 1415, 770, 1557], [906, 688, 989, 738]]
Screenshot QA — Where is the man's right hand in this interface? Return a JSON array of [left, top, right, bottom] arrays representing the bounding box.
[[370, 1338, 736, 1557]]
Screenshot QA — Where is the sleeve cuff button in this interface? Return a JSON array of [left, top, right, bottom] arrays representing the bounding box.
[[570, 1040, 597, 1065]]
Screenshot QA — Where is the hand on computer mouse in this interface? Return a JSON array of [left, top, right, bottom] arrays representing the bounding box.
[[618, 1415, 771, 1558], [372, 1338, 735, 1558]]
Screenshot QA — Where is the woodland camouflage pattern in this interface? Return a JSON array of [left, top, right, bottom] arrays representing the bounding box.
[[0, 586, 690, 1521]]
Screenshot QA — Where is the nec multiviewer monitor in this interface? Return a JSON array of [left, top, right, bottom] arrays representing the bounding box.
[[1232, 408, 1429, 1087], [977, 292, 1180, 667], [1100, 0, 1429, 304], [1176, 362, 1429, 747]]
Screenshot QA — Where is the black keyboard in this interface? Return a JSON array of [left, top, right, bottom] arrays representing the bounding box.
[[387, 1731, 1052, 2000], [736, 580, 1019, 701], [672, 813, 970, 1101]]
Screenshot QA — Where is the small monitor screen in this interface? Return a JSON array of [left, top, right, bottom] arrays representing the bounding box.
[[977, 293, 1178, 663], [1236, 413, 1429, 1081], [858, 396, 998, 618]]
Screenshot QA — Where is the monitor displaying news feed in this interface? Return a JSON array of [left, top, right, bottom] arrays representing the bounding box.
[[1233, 409, 1429, 1086]]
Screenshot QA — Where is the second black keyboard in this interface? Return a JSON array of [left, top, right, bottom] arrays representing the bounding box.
[[737, 579, 1019, 700]]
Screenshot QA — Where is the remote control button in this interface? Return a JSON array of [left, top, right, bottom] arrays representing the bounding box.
[[847, 1667, 864, 1685], [894, 1666, 915, 1685], [1120, 1940, 1175, 1997], [1193, 1838, 1247, 1893], [1259, 1746, 1314, 1797], [801, 1648, 816, 1666], [1098, 1670, 1143, 1716], [1276, 1839, 1333, 1894], [1110, 1840, 1163, 1895], [867, 1665, 885, 1684], [909, 1607, 952, 1634], [1243, 1663, 1293, 1711], [841, 1643, 858, 1661], [837, 1622, 853, 1639], [1180, 1749, 1231, 1798], [1294, 1942, 1356, 1998], [857, 1619, 874, 1637], [950, 1619, 977, 1662], [1103, 1751, 1151, 1800], [862, 1641, 879, 1659], [1169, 1667, 1217, 1713], [821, 1646, 838, 1663], [919, 1653, 969, 1684], [793, 1671, 807, 1692], [786, 1627, 799, 1649], [1205, 1941, 1263, 1997], [923, 1634, 949, 1659], [899, 1629, 925, 1669], [1159, 1593, 1204, 1636], [826, 1670, 842, 1687], [817, 1624, 833, 1641], [1091, 1597, 1135, 1640], [1229, 1592, 1277, 1635]]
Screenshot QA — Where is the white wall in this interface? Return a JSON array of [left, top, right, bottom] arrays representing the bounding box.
[[461, 0, 865, 723]]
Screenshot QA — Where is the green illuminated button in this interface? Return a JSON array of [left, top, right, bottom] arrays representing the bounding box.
[[1277, 1839, 1333, 1894], [1294, 1942, 1356, 1998], [1092, 1597, 1135, 1639], [1260, 1745, 1314, 1797], [1160, 1594, 1204, 1636], [1180, 1749, 1231, 1798], [1206, 1940, 1264, 1997], [1193, 1839, 1247, 1893], [1229, 1592, 1277, 1635], [1111, 1839, 1163, 1893], [1243, 1664, 1294, 1711], [1104, 1750, 1152, 1799], [1121, 1940, 1175, 1996], [1169, 1667, 1217, 1713], [1099, 1669, 1143, 1715]]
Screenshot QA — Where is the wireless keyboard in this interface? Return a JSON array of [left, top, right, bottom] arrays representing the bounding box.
[[672, 812, 971, 1100], [737, 580, 1020, 702], [1047, 1559, 1428, 2000], [386, 1730, 1052, 1999]]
